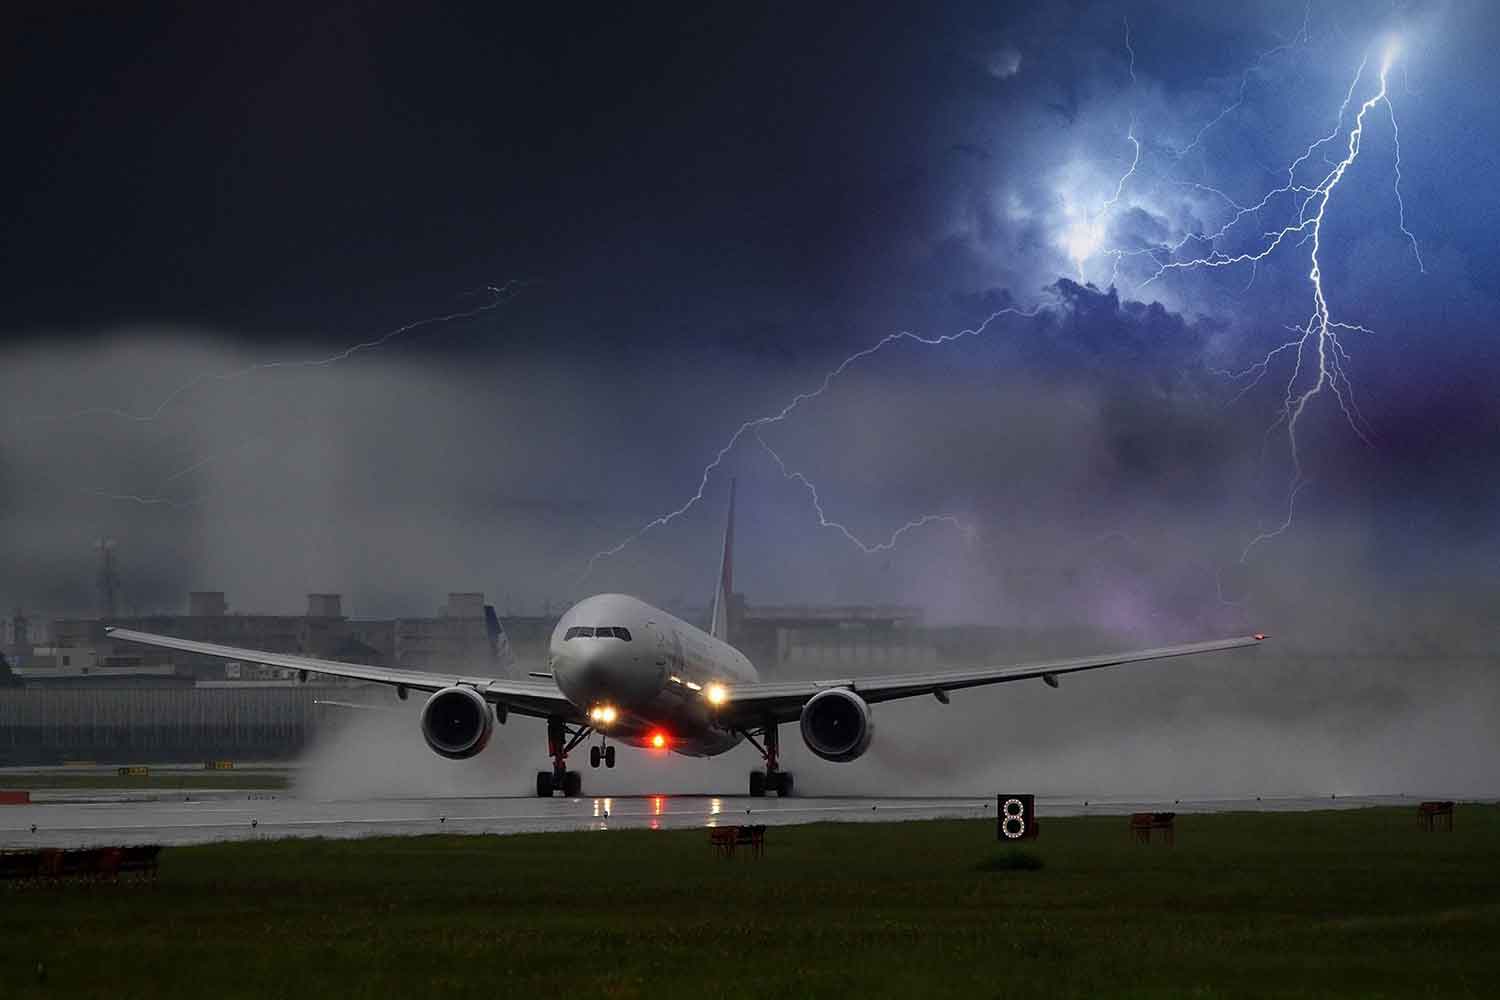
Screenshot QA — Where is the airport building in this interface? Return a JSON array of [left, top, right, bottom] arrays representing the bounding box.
[[33, 590, 506, 684], [0, 684, 337, 764]]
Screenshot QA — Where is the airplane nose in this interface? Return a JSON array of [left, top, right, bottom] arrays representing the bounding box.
[[571, 649, 611, 699], [554, 639, 659, 711]]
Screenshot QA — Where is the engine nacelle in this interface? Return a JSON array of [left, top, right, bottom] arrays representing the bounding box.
[[799, 688, 874, 762], [420, 685, 494, 760]]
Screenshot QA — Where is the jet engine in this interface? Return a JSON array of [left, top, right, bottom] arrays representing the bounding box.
[[799, 688, 874, 762], [420, 686, 494, 760]]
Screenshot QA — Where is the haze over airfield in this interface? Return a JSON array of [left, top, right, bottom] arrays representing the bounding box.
[[2, 3, 1497, 791]]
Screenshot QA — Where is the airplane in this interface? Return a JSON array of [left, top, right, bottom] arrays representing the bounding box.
[[107, 481, 1265, 798]]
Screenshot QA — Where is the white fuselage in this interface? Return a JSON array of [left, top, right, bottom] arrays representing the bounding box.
[[548, 593, 759, 756]]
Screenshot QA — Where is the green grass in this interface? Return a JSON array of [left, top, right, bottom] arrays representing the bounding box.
[[975, 846, 1045, 871], [3, 806, 1498, 998], [0, 772, 288, 791]]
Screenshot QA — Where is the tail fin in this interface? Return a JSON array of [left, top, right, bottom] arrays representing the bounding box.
[[708, 478, 736, 643], [484, 605, 516, 672]]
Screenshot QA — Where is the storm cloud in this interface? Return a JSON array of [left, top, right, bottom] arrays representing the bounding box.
[[2, 1, 1497, 796]]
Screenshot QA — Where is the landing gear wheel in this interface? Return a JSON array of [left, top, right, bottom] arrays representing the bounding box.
[[535, 771, 554, 797], [749, 771, 766, 797], [590, 746, 601, 769], [604, 745, 616, 769], [774, 772, 794, 797], [562, 770, 583, 797]]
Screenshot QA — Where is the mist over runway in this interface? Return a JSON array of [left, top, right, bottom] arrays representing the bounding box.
[[9, 784, 1483, 851]]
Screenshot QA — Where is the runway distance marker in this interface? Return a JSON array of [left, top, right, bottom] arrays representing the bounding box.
[[997, 794, 1038, 840]]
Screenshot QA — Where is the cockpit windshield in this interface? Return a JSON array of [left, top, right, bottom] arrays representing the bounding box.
[[564, 626, 632, 641]]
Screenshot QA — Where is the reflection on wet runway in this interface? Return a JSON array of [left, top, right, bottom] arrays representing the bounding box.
[[0, 789, 1453, 849]]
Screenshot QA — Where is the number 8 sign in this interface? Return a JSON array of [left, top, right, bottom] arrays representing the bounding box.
[[996, 793, 1037, 840]]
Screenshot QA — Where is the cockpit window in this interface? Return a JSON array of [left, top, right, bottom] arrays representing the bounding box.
[[564, 626, 631, 640]]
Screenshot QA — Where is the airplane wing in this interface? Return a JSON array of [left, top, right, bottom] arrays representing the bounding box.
[[105, 627, 579, 721], [717, 634, 1265, 727]]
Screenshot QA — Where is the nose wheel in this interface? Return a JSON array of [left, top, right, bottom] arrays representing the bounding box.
[[588, 743, 617, 769]]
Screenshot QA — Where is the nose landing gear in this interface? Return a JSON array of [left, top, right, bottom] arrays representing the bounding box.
[[588, 742, 617, 769]]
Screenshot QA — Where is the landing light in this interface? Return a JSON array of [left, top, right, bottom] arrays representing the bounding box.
[[705, 683, 728, 706], [589, 705, 618, 724]]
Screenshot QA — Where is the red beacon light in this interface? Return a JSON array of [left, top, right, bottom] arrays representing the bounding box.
[[649, 730, 669, 750]]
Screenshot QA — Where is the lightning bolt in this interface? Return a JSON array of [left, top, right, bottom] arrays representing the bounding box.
[[26, 280, 525, 426], [1386, 91, 1425, 273], [1165, 3, 1312, 160], [754, 431, 976, 553], [83, 435, 261, 508], [82, 489, 205, 509], [1126, 42, 1420, 561], [1070, 18, 1141, 279], [49, 282, 526, 509], [1108, 16, 1141, 212], [577, 303, 1044, 584]]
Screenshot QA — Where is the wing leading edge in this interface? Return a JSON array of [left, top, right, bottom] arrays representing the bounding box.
[[105, 627, 578, 721], [108, 627, 1264, 730], [719, 634, 1266, 726]]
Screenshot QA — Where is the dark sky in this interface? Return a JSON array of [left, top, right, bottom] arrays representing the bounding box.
[[5, 4, 946, 338], [2, 1, 1497, 635]]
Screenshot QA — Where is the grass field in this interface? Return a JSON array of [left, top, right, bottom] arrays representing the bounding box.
[[0, 772, 289, 790], [4, 805, 1497, 998]]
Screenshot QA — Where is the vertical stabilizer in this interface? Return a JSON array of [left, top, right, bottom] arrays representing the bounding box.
[[709, 478, 736, 643], [484, 605, 516, 672]]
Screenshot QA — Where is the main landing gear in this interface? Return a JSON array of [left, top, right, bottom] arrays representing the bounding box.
[[741, 719, 794, 797], [536, 716, 590, 797]]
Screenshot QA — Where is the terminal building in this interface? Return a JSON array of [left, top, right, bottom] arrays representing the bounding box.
[[33, 590, 503, 684]]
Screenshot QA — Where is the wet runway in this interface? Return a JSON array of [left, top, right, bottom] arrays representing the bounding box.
[[0, 787, 1455, 849]]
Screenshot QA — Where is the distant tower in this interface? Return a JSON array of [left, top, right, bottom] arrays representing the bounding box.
[[10, 609, 30, 653], [96, 539, 120, 621]]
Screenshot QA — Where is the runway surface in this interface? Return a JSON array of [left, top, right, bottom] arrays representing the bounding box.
[[0, 786, 1462, 849]]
